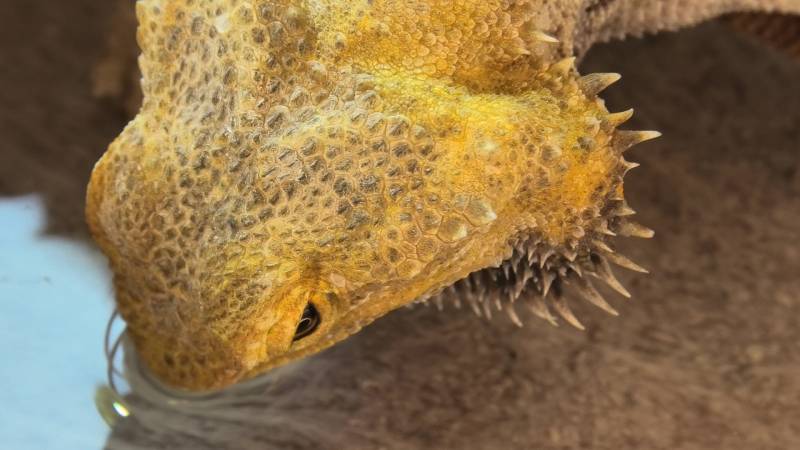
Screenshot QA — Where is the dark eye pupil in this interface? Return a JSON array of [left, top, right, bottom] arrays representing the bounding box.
[[293, 303, 319, 341]]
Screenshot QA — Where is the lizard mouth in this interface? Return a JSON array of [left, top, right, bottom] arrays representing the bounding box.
[[423, 198, 654, 329]]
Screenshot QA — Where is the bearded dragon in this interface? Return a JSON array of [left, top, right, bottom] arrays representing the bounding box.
[[86, 0, 800, 392]]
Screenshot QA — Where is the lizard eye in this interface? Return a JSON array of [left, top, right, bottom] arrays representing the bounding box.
[[293, 303, 320, 341]]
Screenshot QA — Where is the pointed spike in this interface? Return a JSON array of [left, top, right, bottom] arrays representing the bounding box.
[[578, 73, 621, 97], [505, 286, 516, 305], [551, 57, 576, 76], [459, 276, 471, 290], [506, 304, 524, 327], [527, 248, 537, 264], [493, 290, 503, 311], [603, 251, 649, 273], [533, 31, 559, 43], [609, 182, 625, 201], [541, 271, 556, 297], [585, 205, 601, 218], [477, 283, 489, 301], [614, 201, 636, 217], [616, 220, 655, 239], [566, 262, 583, 277], [468, 273, 481, 293], [591, 239, 614, 254], [489, 269, 499, 283], [572, 277, 619, 316], [593, 257, 631, 298], [481, 294, 494, 319], [552, 295, 585, 330], [526, 294, 559, 326], [596, 219, 617, 236], [512, 270, 530, 300], [622, 159, 640, 173], [539, 249, 555, 268], [613, 130, 662, 153], [434, 294, 445, 311], [466, 293, 483, 318], [561, 248, 577, 262], [605, 109, 634, 128], [446, 288, 460, 310]]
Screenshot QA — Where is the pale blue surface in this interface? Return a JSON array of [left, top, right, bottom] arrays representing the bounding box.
[[0, 196, 113, 450]]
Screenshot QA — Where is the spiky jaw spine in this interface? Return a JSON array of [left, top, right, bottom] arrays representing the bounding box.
[[418, 97, 660, 330]]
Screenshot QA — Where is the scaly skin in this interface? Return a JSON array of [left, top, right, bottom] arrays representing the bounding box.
[[86, 0, 797, 392]]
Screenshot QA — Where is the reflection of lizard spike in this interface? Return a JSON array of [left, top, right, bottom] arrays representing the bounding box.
[[578, 73, 621, 97], [613, 130, 662, 153], [570, 276, 619, 316], [551, 293, 585, 330], [592, 256, 632, 298], [615, 220, 655, 239], [603, 251, 649, 273]]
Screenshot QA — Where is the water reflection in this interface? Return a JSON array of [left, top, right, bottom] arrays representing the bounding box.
[[0, 196, 113, 450]]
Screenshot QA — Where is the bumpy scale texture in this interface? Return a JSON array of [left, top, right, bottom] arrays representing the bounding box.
[[88, 0, 662, 391]]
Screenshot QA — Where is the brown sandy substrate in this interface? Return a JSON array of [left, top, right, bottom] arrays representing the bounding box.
[[1, 2, 799, 449]]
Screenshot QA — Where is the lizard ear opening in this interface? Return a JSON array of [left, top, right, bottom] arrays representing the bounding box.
[[292, 303, 320, 341]]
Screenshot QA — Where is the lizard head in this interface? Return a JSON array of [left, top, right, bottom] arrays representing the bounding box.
[[87, 0, 658, 391]]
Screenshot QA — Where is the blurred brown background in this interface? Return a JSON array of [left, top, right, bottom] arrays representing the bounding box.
[[1, 1, 799, 449]]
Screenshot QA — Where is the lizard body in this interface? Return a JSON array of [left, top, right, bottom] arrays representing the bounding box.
[[87, 0, 800, 391]]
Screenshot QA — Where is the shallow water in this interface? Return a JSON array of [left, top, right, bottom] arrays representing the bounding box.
[[0, 196, 113, 450]]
